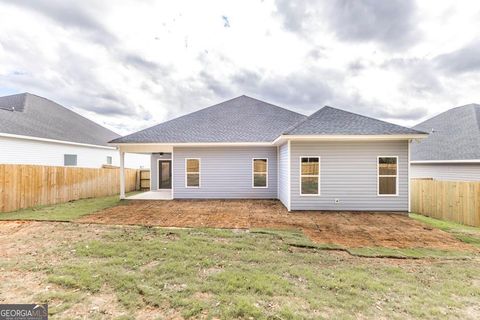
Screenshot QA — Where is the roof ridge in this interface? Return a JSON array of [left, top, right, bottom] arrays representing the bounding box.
[[29, 93, 120, 136], [470, 104, 480, 133], [283, 106, 325, 134], [287, 105, 426, 135], [240, 95, 306, 117], [109, 96, 246, 142], [325, 105, 427, 134], [111, 95, 306, 143], [413, 103, 480, 129], [1, 92, 120, 137]]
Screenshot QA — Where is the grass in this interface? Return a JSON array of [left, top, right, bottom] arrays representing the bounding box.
[[37, 226, 479, 319], [2, 200, 480, 318], [410, 213, 480, 248], [0, 192, 138, 221]]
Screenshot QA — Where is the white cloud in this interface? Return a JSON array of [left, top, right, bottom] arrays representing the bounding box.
[[0, 0, 479, 134]]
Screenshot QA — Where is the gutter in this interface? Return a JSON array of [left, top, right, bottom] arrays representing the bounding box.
[[0, 132, 117, 150]]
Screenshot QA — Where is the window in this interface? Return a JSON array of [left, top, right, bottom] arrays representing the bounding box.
[[252, 158, 268, 188], [186, 158, 200, 187], [300, 157, 320, 195], [378, 156, 398, 196], [64, 154, 77, 166], [106, 156, 112, 165]]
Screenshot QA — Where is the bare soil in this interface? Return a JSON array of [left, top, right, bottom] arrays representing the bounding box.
[[77, 199, 472, 250]]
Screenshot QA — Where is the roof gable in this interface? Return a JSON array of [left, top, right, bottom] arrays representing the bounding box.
[[0, 93, 120, 146], [285, 106, 425, 136], [411, 104, 480, 161], [111, 95, 307, 143]]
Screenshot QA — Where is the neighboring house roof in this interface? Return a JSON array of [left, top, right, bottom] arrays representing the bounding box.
[[0, 93, 120, 147], [411, 103, 480, 161], [111, 95, 307, 143], [112, 95, 425, 144], [284, 106, 424, 136]]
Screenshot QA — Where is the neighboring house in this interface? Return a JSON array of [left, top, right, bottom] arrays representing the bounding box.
[[111, 95, 427, 211], [411, 104, 480, 181], [0, 93, 148, 168]]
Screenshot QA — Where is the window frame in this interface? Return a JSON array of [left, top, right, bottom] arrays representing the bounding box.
[[185, 158, 201, 188], [377, 156, 399, 197], [106, 156, 112, 165], [252, 158, 268, 188], [299, 156, 321, 196], [64, 154, 77, 166]]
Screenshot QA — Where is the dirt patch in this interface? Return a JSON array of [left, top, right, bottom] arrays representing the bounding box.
[[77, 199, 473, 251]]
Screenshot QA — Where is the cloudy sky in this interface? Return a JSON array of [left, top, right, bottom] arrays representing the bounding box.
[[0, 0, 479, 135]]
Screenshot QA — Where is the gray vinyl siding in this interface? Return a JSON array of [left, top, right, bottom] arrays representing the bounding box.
[[173, 146, 277, 198], [411, 163, 480, 181], [289, 141, 409, 211], [150, 153, 172, 190], [278, 143, 289, 208]]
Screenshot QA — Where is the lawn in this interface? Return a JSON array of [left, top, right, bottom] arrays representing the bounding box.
[[1, 197, 479, 318], [410, 213, 480, 248], [0, 192, 137, 221], [1, 222, 479, 319]]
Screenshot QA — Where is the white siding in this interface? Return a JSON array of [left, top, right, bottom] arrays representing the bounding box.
[[172, 146, 277, 199], [289, 141, 409, 211], [411, 163, 480, 181], [278, 143, 289, 208], [0, 136, 149, 168]]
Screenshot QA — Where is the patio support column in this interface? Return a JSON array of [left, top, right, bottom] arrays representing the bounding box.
[[119, 150, 125, 199]]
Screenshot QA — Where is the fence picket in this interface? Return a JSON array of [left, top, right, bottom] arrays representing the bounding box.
[[411, 179, 480, 227], [0, 164, 139, 213]]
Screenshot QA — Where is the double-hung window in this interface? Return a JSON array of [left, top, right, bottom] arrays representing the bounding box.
[[378, 156, 398, 196], [252, 158, 268, 188], [300, 157, 320, 195], [186, 158, 200, 187]]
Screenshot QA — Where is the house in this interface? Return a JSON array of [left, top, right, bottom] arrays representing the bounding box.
[[411, 103, 480, 181], [111, 96, 427, 211], [0, 93, 148, 168]]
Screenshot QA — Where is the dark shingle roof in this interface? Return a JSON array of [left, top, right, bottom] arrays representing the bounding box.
[[0, 93, 120, 146], [110, 96, 307, 143], [111, 96, 426, 144], [285, 106, 425, 135], [411, 104, 480, 161]]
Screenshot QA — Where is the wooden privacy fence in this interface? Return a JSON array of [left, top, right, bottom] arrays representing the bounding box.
[[0, 164, 138, 213], [411, 178, 480, 227], [139, 169, 151, 190]]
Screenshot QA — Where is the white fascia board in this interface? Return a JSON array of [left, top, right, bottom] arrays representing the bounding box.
[[411, 159, 480, 164], [272, 134, 429, 145], [111, 142, 273, 147], [0, 132, 116, 150]]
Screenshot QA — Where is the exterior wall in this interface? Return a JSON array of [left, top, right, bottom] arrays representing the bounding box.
[[150, 153, 172, 190], [0, 136, 116, 168], [411, 163, 480, 181], [289, 141, 409, 211], [278, 143, 289, 208], [172, 146, 277, 199], [0, 136, 149, 168]]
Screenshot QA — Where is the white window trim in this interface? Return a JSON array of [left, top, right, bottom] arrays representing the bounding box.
[[252, 158, 268, 188], [377, 155, 399, 197], [299, 156, 321, 196], [185, 158, 201, 188]]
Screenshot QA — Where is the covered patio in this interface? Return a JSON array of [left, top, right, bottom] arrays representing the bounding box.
[[126, 190, 173, 200], [117, 144, 173, 200]]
